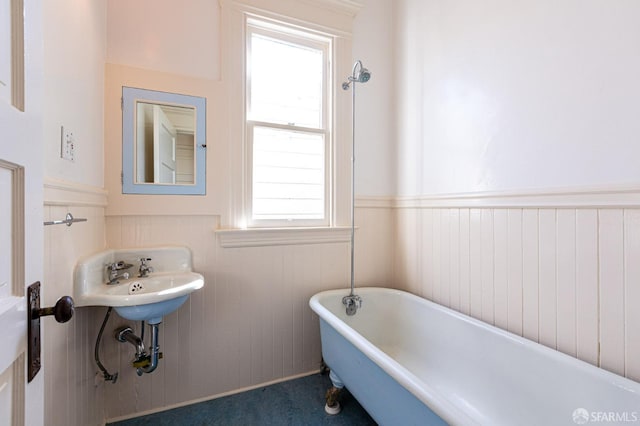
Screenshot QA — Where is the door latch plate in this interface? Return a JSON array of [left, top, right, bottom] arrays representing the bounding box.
[[27, 281, 41, 382]]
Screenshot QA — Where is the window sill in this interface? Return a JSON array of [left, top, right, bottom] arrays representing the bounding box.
[[215, 226, 353, 248]]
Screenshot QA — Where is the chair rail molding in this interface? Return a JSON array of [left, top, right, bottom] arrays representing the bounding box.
[[43, 177, 108, 207], [393, 184, 640, 209]]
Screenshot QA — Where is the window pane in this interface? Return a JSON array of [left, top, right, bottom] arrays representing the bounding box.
[[252, 126, 325, 220], [249, 33, 323, 128]]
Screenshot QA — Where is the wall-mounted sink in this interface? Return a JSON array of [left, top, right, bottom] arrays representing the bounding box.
[[74, 246, 204, 324]]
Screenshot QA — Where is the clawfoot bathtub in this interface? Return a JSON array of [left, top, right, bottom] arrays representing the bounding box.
[[310, 287, 640, 425]]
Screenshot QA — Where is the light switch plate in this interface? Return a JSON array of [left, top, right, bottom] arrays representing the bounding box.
[[60, 126, 75, 162]]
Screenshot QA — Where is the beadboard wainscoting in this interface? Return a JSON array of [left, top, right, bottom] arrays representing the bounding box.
[[41, 185, 640, 424], [392, 188, 640, 383], [103, 205, 393, 421], [43, 179, 107, 426]]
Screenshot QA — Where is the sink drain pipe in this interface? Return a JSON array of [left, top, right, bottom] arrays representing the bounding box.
[[137, 322, 160, 375], [116, 325, 145, 354], [115, 322, 162, 376]]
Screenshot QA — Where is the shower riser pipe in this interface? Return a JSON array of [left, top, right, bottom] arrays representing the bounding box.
[[341, 59, 370, 316]]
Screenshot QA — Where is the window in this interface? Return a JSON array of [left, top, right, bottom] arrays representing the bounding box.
[[246, 18, 332, 227]]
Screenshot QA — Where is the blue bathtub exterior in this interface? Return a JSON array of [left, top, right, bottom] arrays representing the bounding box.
[[319, 318, 447, 426]]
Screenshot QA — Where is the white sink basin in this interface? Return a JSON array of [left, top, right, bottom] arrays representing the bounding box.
[[74, 246, 204, 324], [83, 271, 203, 324]]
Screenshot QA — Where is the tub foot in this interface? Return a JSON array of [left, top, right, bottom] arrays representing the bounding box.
[[325, 386, 342, 415], [325, 370, 344, 415]]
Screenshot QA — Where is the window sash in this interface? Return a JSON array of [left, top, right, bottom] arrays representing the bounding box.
[[247, 31, 325, 129], [245, 18, 332, 228], [247, 121, 330, 227]]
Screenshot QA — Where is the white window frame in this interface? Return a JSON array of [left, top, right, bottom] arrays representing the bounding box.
[[245, 17, 333, 228]]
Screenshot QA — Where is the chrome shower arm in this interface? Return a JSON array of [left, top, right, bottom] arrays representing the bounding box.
[[342, 60, 371, 90]]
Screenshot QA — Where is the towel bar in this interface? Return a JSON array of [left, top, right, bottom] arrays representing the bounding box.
[[43, 212, 87, 227]]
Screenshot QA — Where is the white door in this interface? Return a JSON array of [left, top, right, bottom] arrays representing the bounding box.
[[0, 0, 44, 424], [153, 105, 177, 184]]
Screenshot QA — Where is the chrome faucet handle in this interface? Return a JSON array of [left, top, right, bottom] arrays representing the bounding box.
[[108, 261, 133, 271], [138, 258, 153, 277], [139, 258, 152, 270], [342, 294, 362, 316], [105, 261, 132, 284]]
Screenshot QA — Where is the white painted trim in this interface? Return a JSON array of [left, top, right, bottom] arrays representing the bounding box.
[[10, 0, 24, 111], [0, 160, 24, 297], [12, 353, 25, 426], [43, 178, 108, 207], [299, 0, 363, 17], [220, 0, 355, 230], [222, 0, 356, 37], [355, 196, 394, 209], [393, 185, 640, 209], [216, 226, 352, 247]]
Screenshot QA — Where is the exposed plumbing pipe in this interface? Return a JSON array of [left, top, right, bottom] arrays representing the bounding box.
[[137, 323, 160, 375], [341, 60, 371, 316], [95, 307, 118, 383], [115, 323, 161, 376], [116, 326, 145, 355]]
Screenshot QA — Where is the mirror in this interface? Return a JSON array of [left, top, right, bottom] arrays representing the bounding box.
[[122, 87, 206, 195]]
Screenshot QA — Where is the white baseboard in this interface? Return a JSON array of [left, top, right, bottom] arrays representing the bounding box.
[[104, 370, 321, 425]]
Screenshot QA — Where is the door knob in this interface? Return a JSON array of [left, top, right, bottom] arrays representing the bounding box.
[[34, 295, 74, 323], [27, 282, 74, 382]]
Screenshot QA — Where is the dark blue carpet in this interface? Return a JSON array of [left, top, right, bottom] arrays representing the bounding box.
[[108, 373, 377, 426]]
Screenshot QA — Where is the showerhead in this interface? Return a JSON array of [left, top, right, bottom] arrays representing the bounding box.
[[342, 60, 371, 90], [357, 67, 371, 83]]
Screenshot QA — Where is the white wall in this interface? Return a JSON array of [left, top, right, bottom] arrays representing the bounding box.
[[395, 0, 640, 195], [42, 1, 107, 425], [352, 0, 395, 196], [392, 0, 640, 382], [44, 0, 106, 187], [107, 0, 220, 80]]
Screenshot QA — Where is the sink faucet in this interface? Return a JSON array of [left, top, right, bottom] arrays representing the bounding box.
[[106, 261, 133, 284], [138, 258, 153, 277]]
